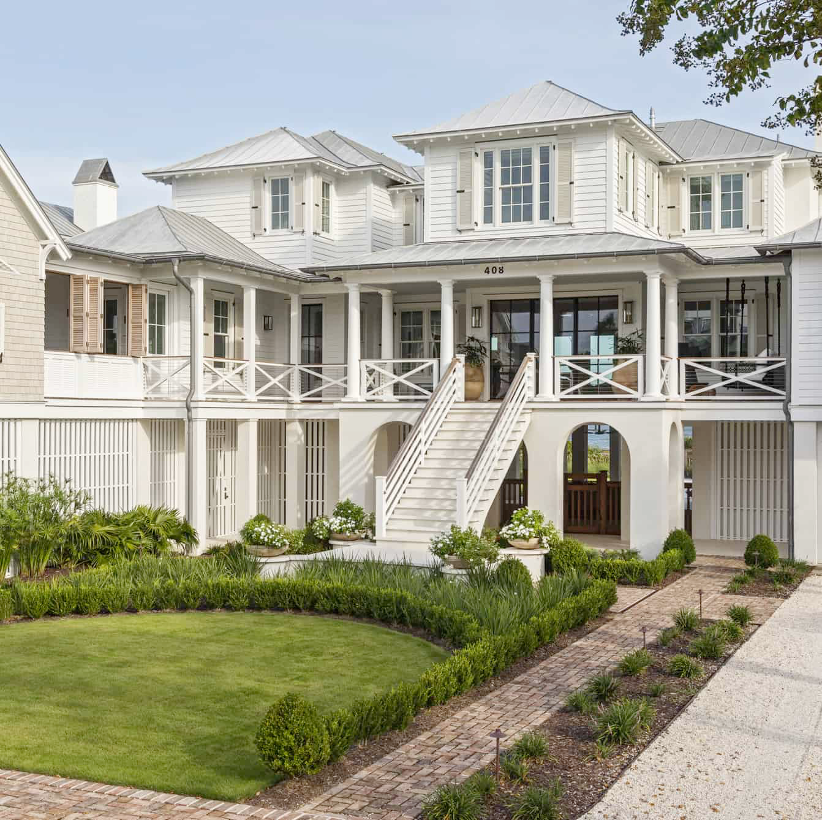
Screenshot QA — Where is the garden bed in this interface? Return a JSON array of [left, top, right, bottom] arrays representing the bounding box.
[[725, 560, 813, 598]]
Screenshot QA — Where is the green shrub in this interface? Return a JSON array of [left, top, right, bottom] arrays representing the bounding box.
[[587, 672, 619, 703], [715, 619, 744, 643], [667, 653, 704, 679], [595, 698, 655, 745], [494, 557, 533, 589], [511, 731, 548, 761], [549, 538, 589, 574], [325, 708, 358, 763], [649, 683, 666, 698], [509, 783, 563, 820], [663, 529, 696, 564], [658, 626, 681, 647], [255, 693, 331, 776], [745, 534, 779, 569], [771, 568, 796, 586], [618, 649, 652, 677], [0, 588, 12, 621], [688, 626, 726, 659], [726, 579, 744, 593], [429, 525, 500, 568], [565, 690, 596, 715], [466, 770, 497, 797], [727, 604, 752, 627], [47, 580, 77, 616], [130, 582, 157, 612], [502, 753, 530, 783], [12, 581, 51, 619], [225, 579, 252, 610], [74, 582, 103, 615], [100, 581, 130, 614], [673, 608, 699, 632], [422, 782, 483, 820]]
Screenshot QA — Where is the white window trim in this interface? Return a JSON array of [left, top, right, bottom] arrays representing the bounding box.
[[686, 170, 749, 236], [319, 175, 333, 239], [267, 175, 292, 233], [476, 137, 557, 230], [147, 284, 174, 356], [395, 304, 443, 359], [679, 295, 757, 357]]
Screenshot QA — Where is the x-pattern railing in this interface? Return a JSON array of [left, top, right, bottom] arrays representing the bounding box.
[[660, 356, 675, 397], [142, 356, 191, 398], [203, 357, 248, 397], [555, 355, 644, 399], [679, 357, 787, 399], [360, 359, 439, 400]]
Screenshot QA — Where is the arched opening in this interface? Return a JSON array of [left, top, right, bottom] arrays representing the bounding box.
[[562, 423, 629, 546], [667, 422, 684, 532], [483, 442, 528, 529], [373, 421, 412, 478]]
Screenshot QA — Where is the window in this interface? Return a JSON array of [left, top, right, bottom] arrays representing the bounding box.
[[553, 296, 618, 357], [490, 299, 540, 399], [301, 304, 323, 364], [539, 147, 550, 220], [400, 310, 424, 359], [500, 148, 532, 223], [148, 292, 167, 355], [720, 173, 744, 229], [483, 151, 494, 225], [213, 298, 230, 359], [682, 300, 711, 357], [104, 298, 118, 355], [720, 299, 749, 356], [689, 176, 712, 231], [429, 310, 441, 359], [270, 177, 290, 230], [321, 180, 331, 234]]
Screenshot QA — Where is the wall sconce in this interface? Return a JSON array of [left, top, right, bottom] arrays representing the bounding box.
[[263, 315, 274, 331], [622, 301, 634, 325], [471, 306, 483, 329]]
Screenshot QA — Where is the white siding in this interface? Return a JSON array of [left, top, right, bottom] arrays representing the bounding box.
[[771, 157, 785, 238], [783, 163, 820, 232], [255, 291, 290, 363], [327, 175, 370, 259], [791, 248, 822, 404], [612, 139, 659, 240], [371, 182, 395, 251]]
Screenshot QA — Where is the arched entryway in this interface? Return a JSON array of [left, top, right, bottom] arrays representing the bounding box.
[[373, 421, 412, 478], [483, 442, 529, 528]]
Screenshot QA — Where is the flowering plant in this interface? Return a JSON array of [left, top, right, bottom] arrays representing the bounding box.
[[311, 516, 331, 541], [499, 508, 561, 548], [429, 525, 499, 567], [240, 514, 290, 550]]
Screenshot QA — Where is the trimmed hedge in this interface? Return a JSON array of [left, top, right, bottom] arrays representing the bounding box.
[[587, 548, 685, 587], [663, 529, 696, 565], [0, 588, 12, 621], [744, 534, 779, 569]]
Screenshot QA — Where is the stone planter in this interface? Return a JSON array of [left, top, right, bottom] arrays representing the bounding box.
[[464, 364, 484, 401], [612, 360, 639, 394], [330, 532, 362, 542], [247, 545, 287, 558], [508, 537, 540, 550], [445, 555, 471, 570]]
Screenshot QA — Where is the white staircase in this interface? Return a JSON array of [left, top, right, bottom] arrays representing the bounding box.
[[376, 354, 536, 547]]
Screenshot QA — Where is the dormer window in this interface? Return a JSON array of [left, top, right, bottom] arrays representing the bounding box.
[[689, 175, 712, 231], [720, 173, 744, 229], [687, 171, 749, 234], [270, 177, 290, 230]]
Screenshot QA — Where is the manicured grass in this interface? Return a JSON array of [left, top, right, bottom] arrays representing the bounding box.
[[0, 611, 447, 800]]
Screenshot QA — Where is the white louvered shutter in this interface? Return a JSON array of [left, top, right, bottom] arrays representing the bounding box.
[[86, 276, 103, 354], [292, 172, 305, 231], [313, 173, 323, 232], [251, 177, 264, 236], [128, 283, 148, 357], [204, 296, 214, 357], [403, 194, 416, 245], [749, 169, 764, 232], [618, 140, 627, 212], [666, 175, 683, 237], [69, 275, 86, 352], [555, 141, 574, 224], [645, 161, 656, 229], [631, 153, 640, 221], [456, 148, 475, 231]]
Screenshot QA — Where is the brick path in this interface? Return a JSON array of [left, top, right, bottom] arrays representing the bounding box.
[[0, 557, 783, 820]]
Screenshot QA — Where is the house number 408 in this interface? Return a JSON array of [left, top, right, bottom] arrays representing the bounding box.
[[484, 265, 504, 275]]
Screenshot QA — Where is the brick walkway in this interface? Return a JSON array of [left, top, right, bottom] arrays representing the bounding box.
[[0, 557, 783, 820]]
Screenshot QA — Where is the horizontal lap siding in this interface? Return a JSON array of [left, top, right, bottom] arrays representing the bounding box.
[[613, 140, 660, 240], [371, 184, 395, 251], [792, 249, 822, 404], [330, 176, 369, 259]]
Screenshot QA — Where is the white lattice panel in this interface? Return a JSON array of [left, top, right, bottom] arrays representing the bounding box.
[[0, 420, 18, 481], [149, 420, 181, 509], [304, 420, 326, 522], [207, 419, 237, 538]]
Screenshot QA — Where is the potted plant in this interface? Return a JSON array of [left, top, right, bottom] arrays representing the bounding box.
[[429, 525, 499, 569], [327, 498, 367, 542], [456, 336, 488, 401], [240, 514, 289, 557], [500, 507, 549, 549], [612, 330, 644, 393]]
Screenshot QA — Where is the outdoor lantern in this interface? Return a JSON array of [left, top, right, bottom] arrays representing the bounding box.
[[622, 301, 634, 324], [471, 306, 483, 328], [263, 315, 274, 331]]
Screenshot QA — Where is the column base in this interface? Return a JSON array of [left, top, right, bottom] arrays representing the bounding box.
[[534, 393, 560, 402]]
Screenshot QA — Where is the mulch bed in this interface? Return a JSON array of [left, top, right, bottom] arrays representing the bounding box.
[[725, 566, 813, 599]]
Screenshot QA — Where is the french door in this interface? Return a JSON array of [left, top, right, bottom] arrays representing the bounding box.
[[490, 299, 539, 399], [301, 303, 323, 396]]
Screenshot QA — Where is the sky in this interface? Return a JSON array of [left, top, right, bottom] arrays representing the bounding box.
[[2, 0, 816, 218]]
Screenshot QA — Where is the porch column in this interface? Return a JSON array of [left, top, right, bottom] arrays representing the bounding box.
[[243, 285, 256, 400], [380, 289, 394, 359], [643, 271, 663, 399], [536, 274, 556, 399], [237, 419, 258, 524], [439, 280, 454, 375], [346, 283, 362, 400], [284, 420, 305, 529], [188, 417, 208, 550], [190, 276, 205, 401], [289, 293, 301, 399], [663, 275, 679, 397]]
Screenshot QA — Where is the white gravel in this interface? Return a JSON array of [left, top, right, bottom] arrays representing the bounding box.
[[583, 574, 822, 820]]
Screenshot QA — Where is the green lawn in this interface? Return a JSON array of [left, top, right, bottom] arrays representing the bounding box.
[[0, 611, 446, 800]]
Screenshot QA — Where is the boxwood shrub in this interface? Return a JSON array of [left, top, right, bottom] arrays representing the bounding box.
[[744, 534, 779, 569], [663, 529, 696, 565]]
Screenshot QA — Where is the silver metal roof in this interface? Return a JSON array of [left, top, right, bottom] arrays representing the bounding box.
[[655, 119, 818, 162], [68, 206, 319, 281], [756, 218, 822, 252], [72, 158, 116, 185], [311, 131, 421, 182], [40, 202, 82, 238], [397, 81, 620, 138]]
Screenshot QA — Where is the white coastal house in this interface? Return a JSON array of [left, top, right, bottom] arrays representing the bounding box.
[[2, 80, 822, 563]]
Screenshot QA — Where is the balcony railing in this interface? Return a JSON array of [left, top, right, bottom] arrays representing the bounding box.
[[360, 359, 439, 401], [679, 357, 787, 400], [555, 355, 644, 399]]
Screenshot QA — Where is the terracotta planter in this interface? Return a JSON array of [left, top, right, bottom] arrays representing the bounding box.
[[330, 532, 361, 542], [508, 538, 539, 550], [445, 555, 471, 569], [611, 360, 639, 394], [464, 364, 484, 401]]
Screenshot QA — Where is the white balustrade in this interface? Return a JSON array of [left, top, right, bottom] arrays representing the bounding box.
[[142, 356, 191, 399], [554, 355, 645, 399], [679, 357, 787, 399], [660, 356, 676, 398], [45, 351, 144, 400], [360, 359, 440, 401]]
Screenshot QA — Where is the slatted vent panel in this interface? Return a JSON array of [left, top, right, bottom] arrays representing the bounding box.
[[258, 419, 287, 523], [304, 420, 326, 522], [0, 420, 18, 481], [206, 420, 237, 538], [276, 421, 287, 524], [149, 420, 181, 509], [717, 421, 788, 542]]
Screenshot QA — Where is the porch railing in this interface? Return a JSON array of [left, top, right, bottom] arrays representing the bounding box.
[[679, 357, 787, 399], [360, 359, 439, 401], [660, 355, 676, 397], [555, 355, 644, 399], [203, 357, 248, 398], [254, 362, 347, 401], [142, 356, 191, 399]]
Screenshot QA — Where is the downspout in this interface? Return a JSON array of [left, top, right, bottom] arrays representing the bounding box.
[[171, 259, 196, 524], [781, 256, 794, 560]]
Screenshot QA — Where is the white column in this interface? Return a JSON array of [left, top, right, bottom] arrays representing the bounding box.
[[190, 276, 205, 400], [236, 419, 258, 524], [284, 419, 305, 529], [643, 271, 662, 399], [536, 274, 556, 400], [380, 290, 394, 359], [439, 280, 454, 375], [288, 293, 301, 399], [17, 419, 39, 481], [663, 276, 679, 397], [346, 283, 362, 400], [243, 285, 256, 400], [188, 417, 208, 550]]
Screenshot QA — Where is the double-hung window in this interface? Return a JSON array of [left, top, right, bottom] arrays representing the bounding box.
[[481, 141, 552, 227], [148, 291, 167, 355], [689, 172, 746, 233], [689, 175, 712, 231], [720, 173, 744, 229], [500, 148, 532, 223], [270, 177, 290, 230], [321, 180, 331, 234], [482, 151, 494, 225]]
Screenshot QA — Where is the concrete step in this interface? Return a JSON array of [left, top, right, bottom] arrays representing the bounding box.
[[391, 510, 456, 525]]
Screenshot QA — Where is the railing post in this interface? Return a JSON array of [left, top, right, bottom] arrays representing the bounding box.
[[191, 276, 205, 401], [679, 360, 687, 399], [375, 476, 387, 539], [243, 285, 256, 401], [455, 354, 465, 402], [456, 478, 468, 529], [643, 271, 663, 400]]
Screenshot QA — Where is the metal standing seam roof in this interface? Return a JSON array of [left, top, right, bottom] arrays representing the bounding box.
[[72, 158, 117, 185], [39, 202, 82, 238], [67, 206, 321, 281], [755, 217, 822, 252], [655, 119, 819, 162]]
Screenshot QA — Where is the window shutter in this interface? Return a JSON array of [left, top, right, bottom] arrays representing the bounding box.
[[128, 283, 148, 357], [204, 296, 214, 357], [69, 274, 86, 353], [645, 161, 656, 229], [251, 177, 264, 236], [618, 139, 627, 212], [748, 169, 764, 232], [666, 174, 683, 237], [292, 172, 305, 231], [631, 153, 639, 221], [403, 194, 416, 245], [555, 140, 574, 224], [313, 173, 323, 232], [86, 276, 103, 354], [456, 148, 475, 231]]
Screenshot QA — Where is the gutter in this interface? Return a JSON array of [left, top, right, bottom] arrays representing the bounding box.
[[782, 256, 795, 560]]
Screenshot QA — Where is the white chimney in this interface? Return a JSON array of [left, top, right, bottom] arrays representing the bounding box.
[[72, 159, 118, 231], [649, 107, 656, 130]]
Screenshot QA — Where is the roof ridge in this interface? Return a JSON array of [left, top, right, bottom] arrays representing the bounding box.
[[537, 79, 618, 114]]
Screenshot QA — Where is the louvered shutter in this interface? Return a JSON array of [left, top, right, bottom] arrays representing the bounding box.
[[313, 173, 323, 232], [456, 148, 475, 231], [86, 276, 103, 353], [204, 296, 214, 357], [292, 172, 305, 231], [666, 174, 683, 237], [69, 275, 86, 352], [631, 153, 639, 221], [251, 177, 264, 236], [618, 140, 627, 212], [403, 194, 416, 245], [749, 169, 764, 232], [128, 283, 148, 357], [645, 161, 656, 229], [555, 140, 574, 224]]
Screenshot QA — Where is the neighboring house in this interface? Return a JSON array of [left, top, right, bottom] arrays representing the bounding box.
[[3, 80, 822, 564]]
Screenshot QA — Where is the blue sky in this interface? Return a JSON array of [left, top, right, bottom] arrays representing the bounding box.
[[2, 0, 815, 217]]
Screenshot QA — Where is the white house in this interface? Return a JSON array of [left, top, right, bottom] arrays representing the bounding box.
[[2, 79, 822, 564]]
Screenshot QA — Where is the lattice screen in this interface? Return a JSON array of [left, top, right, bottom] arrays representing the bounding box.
[[0, 420, 18, 481], [206, 419, 237, 538], [149, 420, 181, 510], [257, 420, 287, 523], [304, 420, 327, 522]]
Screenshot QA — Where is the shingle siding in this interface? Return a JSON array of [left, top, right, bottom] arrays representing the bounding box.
[[0, 176, 44, 402]]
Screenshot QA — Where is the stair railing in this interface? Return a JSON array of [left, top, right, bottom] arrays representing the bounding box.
[[375, 355, 465, 538], [457, 353, 536, 528]]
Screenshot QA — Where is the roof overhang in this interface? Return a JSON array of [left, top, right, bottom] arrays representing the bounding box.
[[661, 154, 780, 170]]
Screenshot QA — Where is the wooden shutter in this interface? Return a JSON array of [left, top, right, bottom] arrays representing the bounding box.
[[645, 161, 657, 229], [631, 152, 639, 221], [313, 173, 323, 231], [403, 194, 416, 245], [618, 139, 627, 212], [456, 148, 475, 231], [292, 172, 305, 231], [204, 295, 214, 357], [555, 140, 574, 224], [86, 276, 103, 354], [69, 274, 86, 352], [666, 174, 683, 237], [251, 177, 264, 236], [128, 283, 148, 357], [749, 169, 764, 232]]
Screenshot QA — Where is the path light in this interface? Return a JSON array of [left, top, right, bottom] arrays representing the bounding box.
[[698, 589, 703, 620], [490, 728, 505, 781], [641, 625, 647, 649]]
